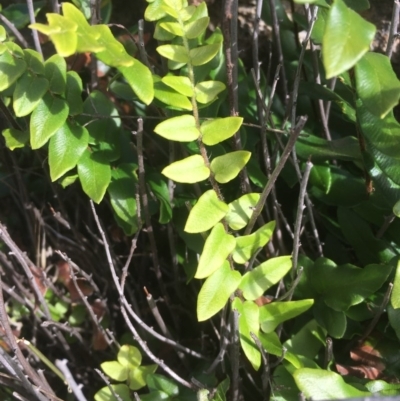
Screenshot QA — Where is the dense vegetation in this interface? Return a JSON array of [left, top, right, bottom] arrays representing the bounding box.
[[1, 0, 400, 400]]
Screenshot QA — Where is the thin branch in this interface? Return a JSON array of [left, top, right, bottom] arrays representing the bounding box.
[[0, 14, 28, 47], [268, 0, 288, 103], [387, 0, 400, 58], [292, 160, 313, 273], [245, 116, 307, 234], [0, 222, 51, 319], [89, 201, 203, 389], [324, 337, 333, 369], [0, 275, 54, 398], [26, 0, 43, 57], [277, 266, 303, 301], [376, 213, 396, 239], [250, 332, 269, 401], [95, 369, 124, 401], [358, 283, 394, 344], [55, 360, 87, 401]]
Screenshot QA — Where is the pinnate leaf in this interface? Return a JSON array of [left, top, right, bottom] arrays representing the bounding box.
[[190, 43, 220, 66], [197, 261, 241, 321], [239, 256, 292, 301], [162, 76, 193, 97], [185, 16, 210, 39], [293, 368, 370, 400], [195, 80, 226, 104], [195, 223, 236, 279], [233, 298, 261, 370], [210, 151, 251, 183], [233, 221, 276, 264], [157, 44, 189, 63], [162, 155, 209, 183], [226, 193, 260, 230], [154, 115, 199, 142], [201, 117, 243, 145], [185, 190, 228, 233], [259, 300, 314, 333], [322, 0, 375, 78], [30, 93, 69, 149]]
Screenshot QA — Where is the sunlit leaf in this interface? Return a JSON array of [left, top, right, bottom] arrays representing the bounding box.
[[162, 155, 209, 183], [232, 221, 276, 264], [2, 128, 29, 150], [185, 190, 228, 233], [162, 75, 193, 97], [201, 117, 243, 145], [239, 256, 292, 301], [322, 0, 375, 78], [210, 151, 251, 183], [190, 43, 220, 66], [195, 80, 226, 104], [154, 115, 199, 141], [197, 262, 241, 321], [225, 193, 260, 230], [157, 44, 189, 63], [195, 223, 236, 279], [0, 42, 26, 91]]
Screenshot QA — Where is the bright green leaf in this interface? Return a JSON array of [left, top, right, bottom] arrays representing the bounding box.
[[293, 368, 371, 400], [2, 128, 29, 150], [160, 21, 183, 36], [185, 190, 228, 233], [322, 0, 375, 78], [162, 75, 193, 97], [232, 221, 276, 264], [197, 261, 241, 321], [258, 331, 284, 357], [91, 25, 134, 67], [355, 52, 400, 119], [13, 72, 48, 117], [162, 155, 209, 183], [190, 43, 220, 66], [30, 93, 69, 149], [0, 42, 27, 91], [184, 16, 209, 39], [259, 299, 314, 333], [101, 361, 128, 381], [118, 60, 154, 105], [154, 80, 192, 110], [0, 26, 6, 41], [62, 2, 104, 53], [44, 54, 67, 94], [232, 298, 261, 370], [129, 364, 158, 391], [210, 151, 251, 183], [239, 256, 292, 301], [46, 13, 78, 57], [195, 223, 236, 279], [77, 149, 111, 203], [195, 80, 226, 104], [154, 115, 199, 141], [118, 345, 141, 368], [201, 117, 243, 145], [94, 384, 131, 401], [225, 193, 260, 230], [157, 44, 189, 63], [49, 121, 89, 181]]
